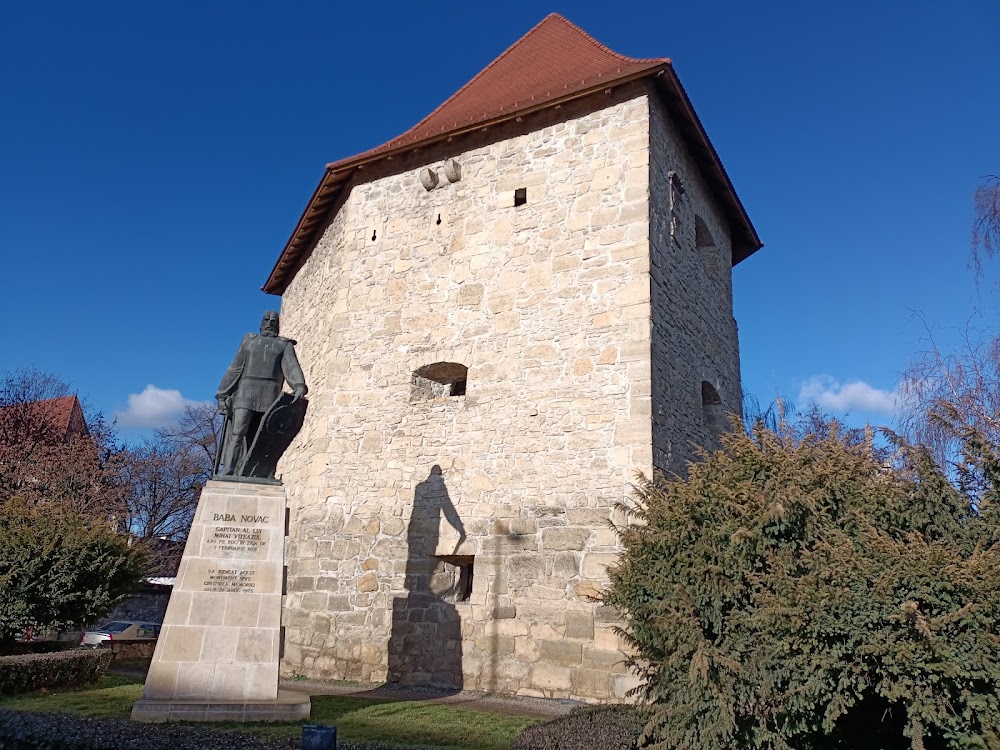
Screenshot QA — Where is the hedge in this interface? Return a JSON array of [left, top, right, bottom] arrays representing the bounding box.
[[511, 705, 645, 750], [0, 641, 78, 657], [0, 649, 110, 694], [0, 710, 437, 750]]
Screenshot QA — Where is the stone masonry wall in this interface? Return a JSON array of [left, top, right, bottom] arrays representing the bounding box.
[[276, 85, 654, 701], [648, 96, 741, 474]]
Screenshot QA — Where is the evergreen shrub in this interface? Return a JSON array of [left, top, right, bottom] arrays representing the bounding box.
[[0, 649, 111, 694], [604, 420, 1000, 750], [0, 497, 146, 646]]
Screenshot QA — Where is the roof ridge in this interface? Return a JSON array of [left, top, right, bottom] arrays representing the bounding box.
[[332, 15, 556, 164], [35, 395, 77, 405], [389, 15, 557, 149], [339, 13, 669, 162], [547, 13, 670, 67]]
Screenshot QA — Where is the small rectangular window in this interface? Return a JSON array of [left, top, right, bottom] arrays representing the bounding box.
[[436, 555, 474, 602], [514, 187, 527, 207]]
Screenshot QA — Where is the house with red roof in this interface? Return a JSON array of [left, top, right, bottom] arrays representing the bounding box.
[[0, 394, 89, 447], [269, 14, 761, 701]]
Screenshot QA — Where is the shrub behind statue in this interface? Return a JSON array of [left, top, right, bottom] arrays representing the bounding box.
[[0, 497, 146, 649], [605, 418, 1000, 750]]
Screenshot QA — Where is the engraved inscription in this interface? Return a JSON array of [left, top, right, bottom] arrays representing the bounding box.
[[208, 525, 267, 555], [202, 567, 257, 593], [213, 513, 269, 523]]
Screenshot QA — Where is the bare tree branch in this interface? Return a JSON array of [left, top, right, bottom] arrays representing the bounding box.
[[971, 175, 1000, 283]]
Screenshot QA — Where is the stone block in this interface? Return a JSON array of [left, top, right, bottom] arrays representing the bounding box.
[[551, 551, 579, 578], [594, 604, 622, 624], [574, 580, 603, 600], [564, 611, 595, 639], [458, 283, 484, 306], [581, 553, 618, 579], [507, 553, 544, 583], [541, 527, 590, 551], [613, 674, 644, 700], [571, 668, 612, 697], [583, 647, 625, 669], [539, 640, 582, 666], [508, 517, 537, 535], [530, 664, 572, 692], [492, 605, 517, 619]]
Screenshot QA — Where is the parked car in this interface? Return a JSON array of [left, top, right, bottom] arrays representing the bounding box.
[[80, 621, 161, 647]]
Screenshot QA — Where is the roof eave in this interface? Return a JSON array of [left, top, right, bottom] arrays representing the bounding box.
[[264, 62, 763, 294], [263, 64, 669, 295], [653, 67, 762, 265]]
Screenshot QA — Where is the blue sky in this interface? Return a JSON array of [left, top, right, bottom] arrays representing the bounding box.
[[2, 0, 998, 436]]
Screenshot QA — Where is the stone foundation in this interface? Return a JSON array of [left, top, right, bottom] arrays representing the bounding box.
[[131, 690, 310, 723]]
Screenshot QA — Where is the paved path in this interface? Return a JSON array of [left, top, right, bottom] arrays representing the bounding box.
[[282, 677, 581, 720]]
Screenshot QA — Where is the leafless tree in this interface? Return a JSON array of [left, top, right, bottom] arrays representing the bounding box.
[[121, 402, 221, 575], [0, 368, 128, 520], [154, 401, 221, 484], [899, 316, 1000, 465], [900, 176, 1000, 466], [970, 175, 1000, 283]]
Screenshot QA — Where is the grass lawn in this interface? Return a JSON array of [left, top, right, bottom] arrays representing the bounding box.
[[0, 676, 539, 750]]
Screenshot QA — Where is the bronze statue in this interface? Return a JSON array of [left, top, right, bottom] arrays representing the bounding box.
[[215, 311, 308, 480]]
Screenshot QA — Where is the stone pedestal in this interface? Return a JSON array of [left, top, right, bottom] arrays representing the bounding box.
[[132, 480, 309, 722]]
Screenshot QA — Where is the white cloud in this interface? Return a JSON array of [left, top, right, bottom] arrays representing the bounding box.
[[116, 385, 203, 429], [798, 375, 901, 415]]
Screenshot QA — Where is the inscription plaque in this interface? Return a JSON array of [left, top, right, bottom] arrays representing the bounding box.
[[202, 567, 258, 594], [207, 524, 267, 556]]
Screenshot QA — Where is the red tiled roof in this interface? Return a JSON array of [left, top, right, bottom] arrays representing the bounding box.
[[1, 395, 87, 439], [327, 14, 669, 171], [263, 14, 761, 294]]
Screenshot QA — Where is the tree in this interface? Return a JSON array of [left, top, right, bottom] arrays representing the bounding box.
[[0, 496, 145, 645], [604, 419, 1000, 750], [121, 402, 221, 575], [899, 316, 1000, 466], [153, 400, 221, 485], [0, 368, 128, 521], [742, 388, 795, 434], [899, 176, 1000, 467], [970, 175, 1000, 280]]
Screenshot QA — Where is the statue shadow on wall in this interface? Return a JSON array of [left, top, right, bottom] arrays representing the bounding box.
[[386, 464, 466, 693]]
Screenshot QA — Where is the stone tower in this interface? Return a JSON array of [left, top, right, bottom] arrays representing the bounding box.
[[264, 14, 761, 701]]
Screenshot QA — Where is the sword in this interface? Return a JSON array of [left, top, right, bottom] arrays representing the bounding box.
[[213, 398, 232, 477], [236, 393, 285, 477]]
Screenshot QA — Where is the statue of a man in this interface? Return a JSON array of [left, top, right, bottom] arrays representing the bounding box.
[[216, 311, 307, 476]]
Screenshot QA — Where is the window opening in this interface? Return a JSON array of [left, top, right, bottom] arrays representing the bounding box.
[[701, 381, 725, 435], [514, 187, 527, 207], [411, 362, 469, 400], [695, 215, 716, 248], [696, 215, 720, 275], [435, 555, 474, 602], [668, 170, 685, 244], [702, 381, 722, 406]]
